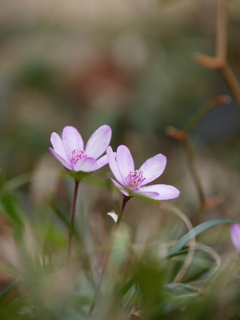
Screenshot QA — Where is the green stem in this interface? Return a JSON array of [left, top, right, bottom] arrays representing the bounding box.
[[66, 180, 80, 266]]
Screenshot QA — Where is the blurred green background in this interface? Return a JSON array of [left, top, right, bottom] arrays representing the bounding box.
[[0, 0, 239, 167], [0, 1, 240, 319], [1, 0, 240, 214]]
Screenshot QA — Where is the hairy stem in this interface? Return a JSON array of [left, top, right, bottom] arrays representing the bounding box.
[[87, 195, 130, 317]]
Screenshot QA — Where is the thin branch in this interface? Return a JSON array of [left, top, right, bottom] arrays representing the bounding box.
[[183, 95, 230, 136], [194, 0, 240, 105], [216, 0, 228, 62], [221, 64, 240, 105]]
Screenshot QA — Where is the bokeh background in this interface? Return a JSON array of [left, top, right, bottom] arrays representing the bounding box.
[[1, 0, 240, 236], [1, 1, 240, 319]]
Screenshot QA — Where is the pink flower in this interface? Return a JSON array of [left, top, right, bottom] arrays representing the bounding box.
[[49, 125, 112, 173], [230, 224, 240, 252], [107, 145, 180, 200]]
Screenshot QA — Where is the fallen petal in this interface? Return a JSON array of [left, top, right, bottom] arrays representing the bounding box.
[[107, 211, 118, 223]]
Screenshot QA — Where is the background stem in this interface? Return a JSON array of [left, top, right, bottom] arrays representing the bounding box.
[[66, 180, 80, 266]]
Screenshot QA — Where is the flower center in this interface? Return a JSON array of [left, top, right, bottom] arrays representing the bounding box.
[[70, 148, 87, 164], [125, 170, 145, 190]]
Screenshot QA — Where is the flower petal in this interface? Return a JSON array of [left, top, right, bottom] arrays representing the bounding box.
[[50, 132, 68, 160], [107, 147, 126, 186], [62, 126, 84, 158], [111, 178, 129, 197], [116, 145, 134, 181], [73, 157, 97, 172], [85, 125, 112, 159], [107, 212, 118, 223], [95, 154, 108, 170], [139, 154, 167, 185], [49, 148, 72, 170], [139, 184, 180, 200], [136, 190, 159, 199], [231, 224, 240, 252]]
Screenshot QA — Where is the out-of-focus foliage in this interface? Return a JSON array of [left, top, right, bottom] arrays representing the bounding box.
[[1, 0, 240, 319]]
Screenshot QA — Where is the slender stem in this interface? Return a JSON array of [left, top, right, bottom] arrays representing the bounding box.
[[221, 64, 240, 105], [66, 180, 80, 266], [194, 0, 240, 107], [183, 96, 229, 136], [183, 140, 205, 205], [216, 0, 228, 62], [87, 195, 130, 317]]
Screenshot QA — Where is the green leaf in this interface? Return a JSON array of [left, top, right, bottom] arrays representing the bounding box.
[[50, 199, 80, 240], [0, 193, 24, 227], [3, 173, 32, 191], [163, 283, 199, 313], [164, 283, 199, 295], [168, 219, 235, 256], [149, 283, 200, 318]]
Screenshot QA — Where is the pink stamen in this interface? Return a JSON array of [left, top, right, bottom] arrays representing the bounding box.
[[125, 170, 145, 191], [71, 149, 87, 164]]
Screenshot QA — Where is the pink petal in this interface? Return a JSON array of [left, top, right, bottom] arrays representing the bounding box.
[[73, 157, 97, 172], [139, 154, 167, 186], [62, 126, 84, 158], [49, 148, 72, 170], [116, 145, 134, 182], [85, 125, 112, 159], [136, 190, 159, 199], [50, 132, 68, 160], [111, 178, 129, 197], [95, 154, 108, 170], [107, 147, 126, 186], [231, 224, 240, 252], [139, 184, 180, 200]]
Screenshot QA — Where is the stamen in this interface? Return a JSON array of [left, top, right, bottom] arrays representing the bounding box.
[[125, 170, 145, 191], [71, 148, 87, 164]]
